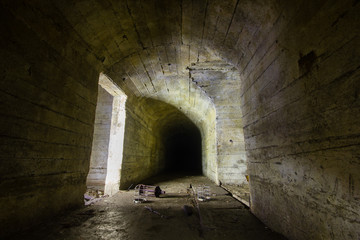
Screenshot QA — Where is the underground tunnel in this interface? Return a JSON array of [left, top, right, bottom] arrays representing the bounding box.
[[86, 78, 206, 194], [161, 123, 202, 174], [118, 96, 216, 191], [1, 0, 359, 239]]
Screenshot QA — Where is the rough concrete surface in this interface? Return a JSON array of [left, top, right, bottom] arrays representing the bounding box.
[[11, 174, 286, 240], [0, 0, 359, 239]]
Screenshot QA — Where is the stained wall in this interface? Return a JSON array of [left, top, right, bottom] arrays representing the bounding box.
[[0, 1, 359, 239], [0, 5, 100, 235], [236, 2, 360, 239]]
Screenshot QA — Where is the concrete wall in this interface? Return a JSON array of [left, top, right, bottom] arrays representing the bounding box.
[[119, 98, 164, 189], [104, 94, 126, 196], [106, 72, 219, 184], [1, 1, 359, 239], [86, 86, 113, 190], [190, 61, 247, 185], [235, 2, 360, 239], [87, 82, 127, 196], [119, 97, 209, 189], [0, 4, 100, 235]]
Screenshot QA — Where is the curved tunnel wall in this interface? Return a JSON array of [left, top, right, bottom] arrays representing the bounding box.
[[0, 1, 359, 239], [111, 75, 220, 184], [120, 97, 206, 189], [234, 2, 360, 239]]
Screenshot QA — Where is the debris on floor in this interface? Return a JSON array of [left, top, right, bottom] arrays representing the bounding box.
[[84, 189, 108, 205], [145, 206, 169, 219], [13, 174, 287, 240], [195, 184, 211, 202], [133, 184, 166, 203]]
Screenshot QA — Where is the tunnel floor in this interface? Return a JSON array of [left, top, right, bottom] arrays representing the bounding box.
[[14, 174, 286, 240]]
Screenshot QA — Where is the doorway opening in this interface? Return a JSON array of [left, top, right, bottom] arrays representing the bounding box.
[[86, 73, 127, 197]]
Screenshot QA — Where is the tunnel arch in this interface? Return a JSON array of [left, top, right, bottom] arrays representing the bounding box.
[[1, 1, 359, 239], [105, 59, 248, 187], [119, 97, 216, 189], [149, 98, 204, 174]]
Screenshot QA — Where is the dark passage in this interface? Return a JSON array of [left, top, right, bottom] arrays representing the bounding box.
[[162, 124, 202, 174]]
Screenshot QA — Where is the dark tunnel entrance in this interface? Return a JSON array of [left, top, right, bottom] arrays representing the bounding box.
[[162, 123, 202, 174], [123, 97, 205, 187]]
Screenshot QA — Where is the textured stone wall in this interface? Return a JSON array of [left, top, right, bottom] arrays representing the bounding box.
[[238, 1, 360, 239], [87, 82, 126, 196], [190, 61, 247, 185], [86, 86, 113, 190], [1, 1, 359, 239], [106, 72, 219, 183], [0, 4, 100, 235], [119, 98, 163, 189], [119, 97, 208, 189], [104, 94, 126, 196]]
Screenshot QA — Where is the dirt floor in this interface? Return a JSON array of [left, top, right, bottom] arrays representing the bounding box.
[[13, 173, 287, 240]]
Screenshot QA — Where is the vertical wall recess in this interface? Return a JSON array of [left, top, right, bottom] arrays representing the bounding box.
[[86, 73, 127, 196]]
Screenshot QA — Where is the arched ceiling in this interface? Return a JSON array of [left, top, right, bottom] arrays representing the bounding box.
[[3, 0, 283, 131], [136, 97, 199, 135], [14, 0, 281, 99]]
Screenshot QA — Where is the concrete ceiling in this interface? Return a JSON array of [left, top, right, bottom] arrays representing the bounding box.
[[3, 0, 281, 98]]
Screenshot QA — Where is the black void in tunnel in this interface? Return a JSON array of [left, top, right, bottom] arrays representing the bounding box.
[[161, 123, 202, 174]]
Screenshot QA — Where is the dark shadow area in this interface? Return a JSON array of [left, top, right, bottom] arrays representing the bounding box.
[[162, 123, 202, 175]]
